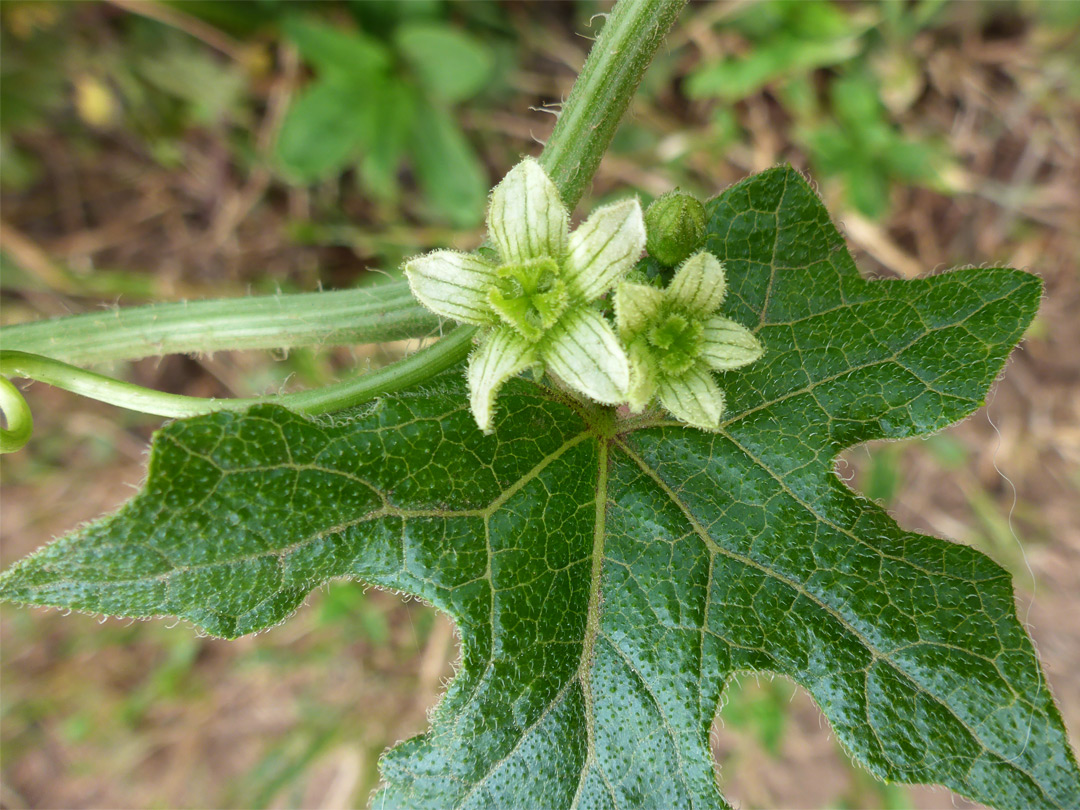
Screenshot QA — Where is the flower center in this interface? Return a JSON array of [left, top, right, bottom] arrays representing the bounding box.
[[648, 311, 703, 376], [488, 257, 570, 342]]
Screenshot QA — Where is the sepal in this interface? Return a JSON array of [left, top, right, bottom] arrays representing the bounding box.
[[658, 365, 726, 430], [467, 329, 537, 433], [614, 282, 665, 341], [667, 251, 727, 316], [626, 339, 658, 413], [487, 157, 569, 265], [700, 316, 764, 371]]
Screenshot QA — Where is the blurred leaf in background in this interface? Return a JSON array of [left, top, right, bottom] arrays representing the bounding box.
[[801, 72, 949, 218], [275, 4, 498, 227], [1, 2, 255, 181], [0, 2, 69, 191], [717, 677, 792, 758], [687, 0, 954, 218], [274, 17, 390, 183], [686, 0, 873, 102]]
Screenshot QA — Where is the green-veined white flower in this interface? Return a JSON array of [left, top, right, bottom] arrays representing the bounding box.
[[614, 250, 763, 430], [406, 158, 645, 432]]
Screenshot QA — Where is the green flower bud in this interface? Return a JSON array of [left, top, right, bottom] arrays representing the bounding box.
[[644, 190, 707, 267]]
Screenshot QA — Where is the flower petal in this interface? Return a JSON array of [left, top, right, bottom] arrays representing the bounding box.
[[667, 251, 727, 316], [542, 306, 629, 404], [467, 329, 537, 433], [563, 198, 646, 301], [614, 281, 665, 341], [658, 365, 725, 430], [626, 339, 658, 413], [487, 157, 569, 264], [700, 316, 764, 371], [405, 250, 499, 324]]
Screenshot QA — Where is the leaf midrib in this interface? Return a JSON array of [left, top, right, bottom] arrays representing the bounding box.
[[571, 437, 610, 807]]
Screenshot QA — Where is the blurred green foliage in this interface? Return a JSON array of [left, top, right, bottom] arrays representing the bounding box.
[[0, 4, 69, 189], [687, 0, 874, 102], [0, 0, 512, 228], [800, 72, 946, 218], [274, 5, 500, 226], [716, 676, 914, 809], [717, 676, 793, 758], [688, 0, 952, 217], [0, 1, 253, 189]]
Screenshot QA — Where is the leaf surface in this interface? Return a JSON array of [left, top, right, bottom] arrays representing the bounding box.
[[3, 168, 1076, 809]]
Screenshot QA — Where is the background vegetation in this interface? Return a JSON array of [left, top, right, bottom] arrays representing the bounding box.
[[1, 1, 1077, 807]]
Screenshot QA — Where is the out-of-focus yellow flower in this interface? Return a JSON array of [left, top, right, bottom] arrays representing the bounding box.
[[74, 75, 118, 129]]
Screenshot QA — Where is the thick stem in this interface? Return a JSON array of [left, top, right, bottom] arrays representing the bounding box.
[[1, 284, 439, 366], [540, 0, 688, 210]]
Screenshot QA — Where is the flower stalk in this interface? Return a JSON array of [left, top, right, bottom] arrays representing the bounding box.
[[0, 325, 474, 453]]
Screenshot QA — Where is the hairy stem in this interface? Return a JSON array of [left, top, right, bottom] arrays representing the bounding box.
[[1, 284, 440, 366], [540, 0, 688, 210]]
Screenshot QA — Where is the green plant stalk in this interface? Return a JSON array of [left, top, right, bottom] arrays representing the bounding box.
[[0, 377, 33, 454], [0, 0, 687, 447], [0, 285, 440, 366], [0, 327, 474, 452], [539, 0, 688, 210]]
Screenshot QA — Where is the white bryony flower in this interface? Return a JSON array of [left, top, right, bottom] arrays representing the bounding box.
[[614, 250, 764, 431], [406, 158, 646, 432]]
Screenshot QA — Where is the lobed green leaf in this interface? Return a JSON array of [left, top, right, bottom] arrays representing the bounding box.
[[3, 167, 1076, 809]]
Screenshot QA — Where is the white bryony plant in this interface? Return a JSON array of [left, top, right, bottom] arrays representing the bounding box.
[[406, 157, 646, 432], [615, 251, 764, 430]]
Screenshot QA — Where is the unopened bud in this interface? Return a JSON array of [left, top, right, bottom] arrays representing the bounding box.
[[644, 190, 706, 267]]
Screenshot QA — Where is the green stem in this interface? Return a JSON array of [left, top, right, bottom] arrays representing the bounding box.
[[0, 284, 439, 366], [540, 0, 688, 210], [1, 0, 685, 450], [0, 327, 474, 445]]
